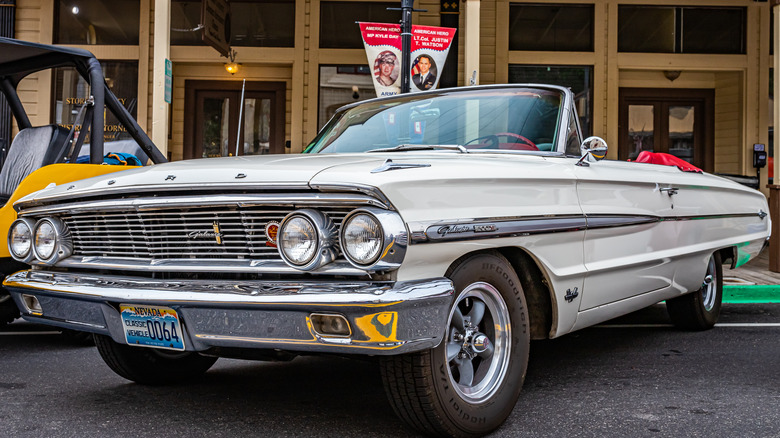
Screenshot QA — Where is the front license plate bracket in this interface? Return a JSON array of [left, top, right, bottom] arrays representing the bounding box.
[[120, 304, 186, 351]]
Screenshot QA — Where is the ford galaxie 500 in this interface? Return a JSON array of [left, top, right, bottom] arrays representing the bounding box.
[[4, 85, 769, 437]]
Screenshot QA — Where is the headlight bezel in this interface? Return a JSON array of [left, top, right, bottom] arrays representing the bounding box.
[[340, 207, 407, 271], [8, 218, 36, 262], [277, 209, 338, 271], [31, 217, 72, 265]]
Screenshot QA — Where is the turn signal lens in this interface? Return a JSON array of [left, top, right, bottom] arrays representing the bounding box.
[[9, 220, 32, 259], [341, 213, 382, 265], [34, 220, 57, 261], [279, 216, 318, 266], [310, 313, 351, 337]]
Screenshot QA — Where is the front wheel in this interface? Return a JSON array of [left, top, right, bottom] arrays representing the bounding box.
[[380, 252, 530, 437], [666, 252, 723, 330], [94, 334, 218, 385]]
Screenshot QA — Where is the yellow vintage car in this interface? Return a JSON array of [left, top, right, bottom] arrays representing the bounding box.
[[0, 38, 166, 327]]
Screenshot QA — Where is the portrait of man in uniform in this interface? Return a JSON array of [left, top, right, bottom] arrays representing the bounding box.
[[374, 51, 399, 86], [412, 54, 437, 90]]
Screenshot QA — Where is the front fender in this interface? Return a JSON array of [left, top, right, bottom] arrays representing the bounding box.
[[0, 163, 137, 258]]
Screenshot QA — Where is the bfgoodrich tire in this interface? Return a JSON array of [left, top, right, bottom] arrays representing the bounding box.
[[94, 334, 218, 385], [380, 252, 530, 437], [666, 252, 723, 331]]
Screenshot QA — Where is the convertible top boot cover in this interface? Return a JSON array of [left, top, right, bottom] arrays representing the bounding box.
[[0, 125, 61, 200]]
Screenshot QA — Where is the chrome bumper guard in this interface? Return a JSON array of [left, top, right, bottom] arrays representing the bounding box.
[[4, 270, 454, 355]]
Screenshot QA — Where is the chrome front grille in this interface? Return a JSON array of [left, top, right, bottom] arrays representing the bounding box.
[[61, 206, 353, 260]]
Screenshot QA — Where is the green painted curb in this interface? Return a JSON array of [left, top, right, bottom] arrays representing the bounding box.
[[723, 285, 780, 303]]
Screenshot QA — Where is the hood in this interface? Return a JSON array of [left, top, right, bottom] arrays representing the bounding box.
[[16, 151, 553, 208], [15, 154, 387, 206]]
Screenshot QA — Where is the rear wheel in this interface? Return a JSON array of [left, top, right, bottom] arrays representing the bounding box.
[[380, 252, 530, 437], [666, 252, 723, 330], [94, 334, 217, 385]]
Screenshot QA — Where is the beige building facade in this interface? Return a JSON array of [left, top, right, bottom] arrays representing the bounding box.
[[9, 0, 779, 194]]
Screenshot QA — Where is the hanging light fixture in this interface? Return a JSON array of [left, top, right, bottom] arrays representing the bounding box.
[[224, 50, 240, 75]]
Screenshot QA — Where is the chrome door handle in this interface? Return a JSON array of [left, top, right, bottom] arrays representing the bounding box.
[[660, 187, 679, 196]]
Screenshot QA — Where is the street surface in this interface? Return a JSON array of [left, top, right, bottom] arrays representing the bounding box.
[[1, 303, 778, 437]]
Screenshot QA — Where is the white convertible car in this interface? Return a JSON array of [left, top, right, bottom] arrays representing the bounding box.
[[4, 85, 770, 437]]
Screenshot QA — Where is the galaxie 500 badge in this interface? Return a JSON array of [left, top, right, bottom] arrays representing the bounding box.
[[426, 223, 499, 240], [120, 304, 185, 351]]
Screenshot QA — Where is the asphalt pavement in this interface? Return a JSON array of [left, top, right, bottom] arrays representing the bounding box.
[[1, 303, 779, 438]]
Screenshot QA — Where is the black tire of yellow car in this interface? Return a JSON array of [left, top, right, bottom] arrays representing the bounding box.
[[379, 251, 531, 437], [666, 252, 723, 331], [60, 329, 96, 345], [0, 292, 20, 328], [94, 334, 218, 385]]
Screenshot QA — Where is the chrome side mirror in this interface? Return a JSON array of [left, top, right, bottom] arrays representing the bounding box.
[[576, 136, 608, 167]]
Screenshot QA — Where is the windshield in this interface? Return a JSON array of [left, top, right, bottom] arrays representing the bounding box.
[[305, 87, 564, 154]]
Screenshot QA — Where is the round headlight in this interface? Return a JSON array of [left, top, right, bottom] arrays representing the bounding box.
[[279, 215, 318, 266], [341, 213, 383, 265], [9, 219, 32, 259], [34, 219, 57, 261]]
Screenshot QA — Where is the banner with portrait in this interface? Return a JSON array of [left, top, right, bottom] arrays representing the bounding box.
[[359, 22, 456, 96]]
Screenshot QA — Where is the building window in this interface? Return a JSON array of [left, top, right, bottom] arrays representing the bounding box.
[[508, 4, 594, 52], [320, 2, 398, 49], [55, 0, 140, 45], [508, 65, 592, 138], [618, 6, 746, 54], [53, 61, 139, 151], [318, 65, 377, 129], [171, 0, 295, 47]]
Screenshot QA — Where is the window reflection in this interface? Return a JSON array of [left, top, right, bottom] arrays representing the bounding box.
[[627, 104, 654, 160], [618, 6, 745, 54], [508, 65, 592, 138], [669, 105, 694, 162], [320, 2, 398, 49], [55, 0, 140, 45], [509, 4, 594, 52], [52, 62, 145, 161], [318, 65, 377, 129], [171, 0, 295, 47]]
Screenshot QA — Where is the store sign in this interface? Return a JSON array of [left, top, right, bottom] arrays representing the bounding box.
[[164, 59, 172, 104], [201, 0, 231, 57], [359, 22, 456, 96]]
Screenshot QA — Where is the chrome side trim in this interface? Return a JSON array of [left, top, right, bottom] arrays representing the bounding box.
[[19, 193, 389, 216], [422, 215, 587, 242], [410, 213, 766, 244]]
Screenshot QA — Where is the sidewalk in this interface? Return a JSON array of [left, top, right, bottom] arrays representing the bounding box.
[[724, 249, 780, 303]]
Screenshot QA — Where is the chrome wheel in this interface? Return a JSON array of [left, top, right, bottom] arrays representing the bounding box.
[[701, 256, 717, 312], [667, 251, 723, 331], [445, 281, 512, 403]]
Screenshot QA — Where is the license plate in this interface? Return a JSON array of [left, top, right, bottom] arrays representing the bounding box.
[[120, 304, 185, 351]]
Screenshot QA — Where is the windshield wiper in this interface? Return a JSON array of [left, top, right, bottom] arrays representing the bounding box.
[[368, 144, 469, 153]]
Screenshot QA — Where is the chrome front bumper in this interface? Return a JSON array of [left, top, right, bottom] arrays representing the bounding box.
[[4, 270, 454, 355]]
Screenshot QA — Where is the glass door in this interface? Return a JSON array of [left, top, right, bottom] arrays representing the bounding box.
[[618, 88, 713, 172], [185, 81, 285, 159]]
